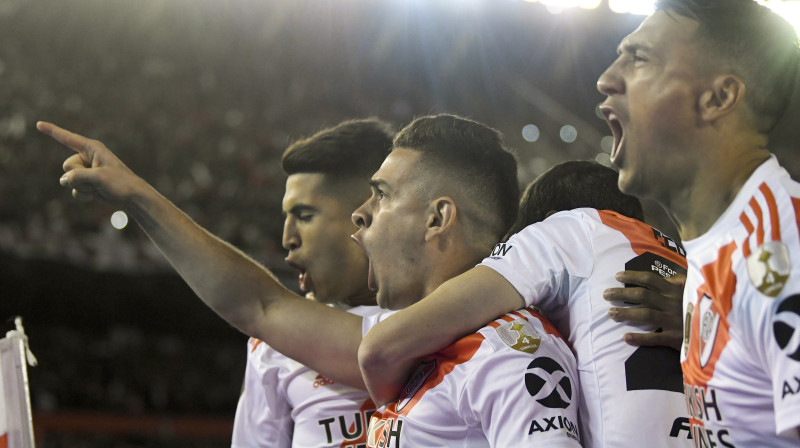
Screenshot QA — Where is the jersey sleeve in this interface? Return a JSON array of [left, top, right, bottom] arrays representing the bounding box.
[[479, 211, 594, 310], [361, 309, 398, 337], [231, 339, 293, 448], [457, 321, 582, 447]]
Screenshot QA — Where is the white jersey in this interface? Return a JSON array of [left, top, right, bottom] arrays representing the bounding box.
[[680, 156, 800, 447], [364, 307, 581, 447], [480, 208, 692, 448], [232, 305, 380, 448]]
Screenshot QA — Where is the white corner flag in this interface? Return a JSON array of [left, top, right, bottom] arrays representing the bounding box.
[[0, 317, 37, 448]]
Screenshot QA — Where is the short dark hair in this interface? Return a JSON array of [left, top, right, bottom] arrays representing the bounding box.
[[506, 160, 643, 238], [393, 114, 519, 245], [281, 118, 395, 180], [655, 0, 800, 133]]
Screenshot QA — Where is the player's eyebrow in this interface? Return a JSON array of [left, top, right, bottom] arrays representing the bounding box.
[[284, 204, 316, 216], [368, 179, 390, 192], [617, 38, 651, 56]]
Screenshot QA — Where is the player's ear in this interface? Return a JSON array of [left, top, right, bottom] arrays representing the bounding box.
[[425, 196, 456, 241], [698, 74, 745, 123]]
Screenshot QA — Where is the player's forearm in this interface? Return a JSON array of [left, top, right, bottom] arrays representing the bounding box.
[[123, 183, 289, 336], [359, 266, 525, 403]]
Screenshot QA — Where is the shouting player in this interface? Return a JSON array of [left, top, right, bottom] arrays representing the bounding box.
[[40, 114, 582, 446], [597, 0, 800, 445], [358, 160, 692, 447], [232, 119, 393, 447]]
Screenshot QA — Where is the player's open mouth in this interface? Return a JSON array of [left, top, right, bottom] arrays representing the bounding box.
[[350, 234, 377, 291], [285, 259, 313, 293], [602, 109, 624, 165]]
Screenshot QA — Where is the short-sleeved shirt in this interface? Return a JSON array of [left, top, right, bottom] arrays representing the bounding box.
[[680, 156, 800, 447], [232, 305, 380, 448], [481, 208, 692, 447], [364, 307, 582, 447]]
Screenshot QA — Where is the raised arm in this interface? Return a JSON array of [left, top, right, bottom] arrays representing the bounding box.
[[358, 265, 524, 404], [38, 121, 366, 387]]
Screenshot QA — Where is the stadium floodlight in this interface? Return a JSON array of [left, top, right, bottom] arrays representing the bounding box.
[[608, 0, 656, 15], [759, 0, 800, 36], [525, 0, 602, 11]]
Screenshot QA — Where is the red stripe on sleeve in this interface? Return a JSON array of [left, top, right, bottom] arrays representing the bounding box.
[[759, 183, 781, 242], [748, 197, 765, 247], [739, 213, 754, 258]]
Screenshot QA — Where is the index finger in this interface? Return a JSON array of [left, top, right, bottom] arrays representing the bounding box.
[[615, 270, 674, 294], [36, 121, 96, 161]]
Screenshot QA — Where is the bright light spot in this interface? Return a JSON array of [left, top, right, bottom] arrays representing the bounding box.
[[110, 211, 129, 230], [532, 0, 601, 9], [601, 136, 615, 153], [522, 124, 540, 142], [609, 0, 655, 15], [759, 1, 800, 36], [560, 125, 578, 143]]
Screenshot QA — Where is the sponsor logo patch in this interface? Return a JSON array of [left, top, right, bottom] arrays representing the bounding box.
[[496, 319, 541, 354], [489, 242, 513, 259], [525, 357, 573, 409], [746, 241, 790, 297], [774, 294, 800, 361], [313, 374, 334, 388]]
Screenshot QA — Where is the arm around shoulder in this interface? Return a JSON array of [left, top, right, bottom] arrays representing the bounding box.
[[359, 266, 524, 404]]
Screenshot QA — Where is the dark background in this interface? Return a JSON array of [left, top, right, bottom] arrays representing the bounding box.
[[1, 0, 798, 445]]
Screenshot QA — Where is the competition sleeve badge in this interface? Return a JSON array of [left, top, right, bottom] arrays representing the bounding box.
[[496, 319, 541, 354], [746, 241, 790, 297]]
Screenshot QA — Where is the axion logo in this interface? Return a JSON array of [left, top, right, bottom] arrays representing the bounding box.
[[489, 243, 513, 259], [774, 294, 800, 361], [525, 357, 572, 409]]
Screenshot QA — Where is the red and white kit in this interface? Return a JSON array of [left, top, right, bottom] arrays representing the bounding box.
[[364, 308, 581, 447], [481, 208, 692, 447], [680, 157, 800, 447], [232, 305, 380, 448]]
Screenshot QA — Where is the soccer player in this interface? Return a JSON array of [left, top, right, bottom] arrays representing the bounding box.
[[232, 119, 394, 447], [359, 160, 692, 447], [597, 0, 800, 445], [39, 114, 582, 446]]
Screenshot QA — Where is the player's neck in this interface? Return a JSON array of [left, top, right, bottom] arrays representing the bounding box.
[[342, 290, 378, 307], [666, 143, 770, 241]]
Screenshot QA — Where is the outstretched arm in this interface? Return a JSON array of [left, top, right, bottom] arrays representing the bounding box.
[[358, 266, 524, 405], [603, 270, 686, 350], [38, 121, 366, 387]]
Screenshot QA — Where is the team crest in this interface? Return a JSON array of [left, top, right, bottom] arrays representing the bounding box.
[[746, 241, 791, 297], [698, 295, 720, 369], [496, 319, 541, 354], [395, 360, 436, 412]]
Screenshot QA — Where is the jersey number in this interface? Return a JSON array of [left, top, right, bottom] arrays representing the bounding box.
[[623, 250, 686, 392]]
